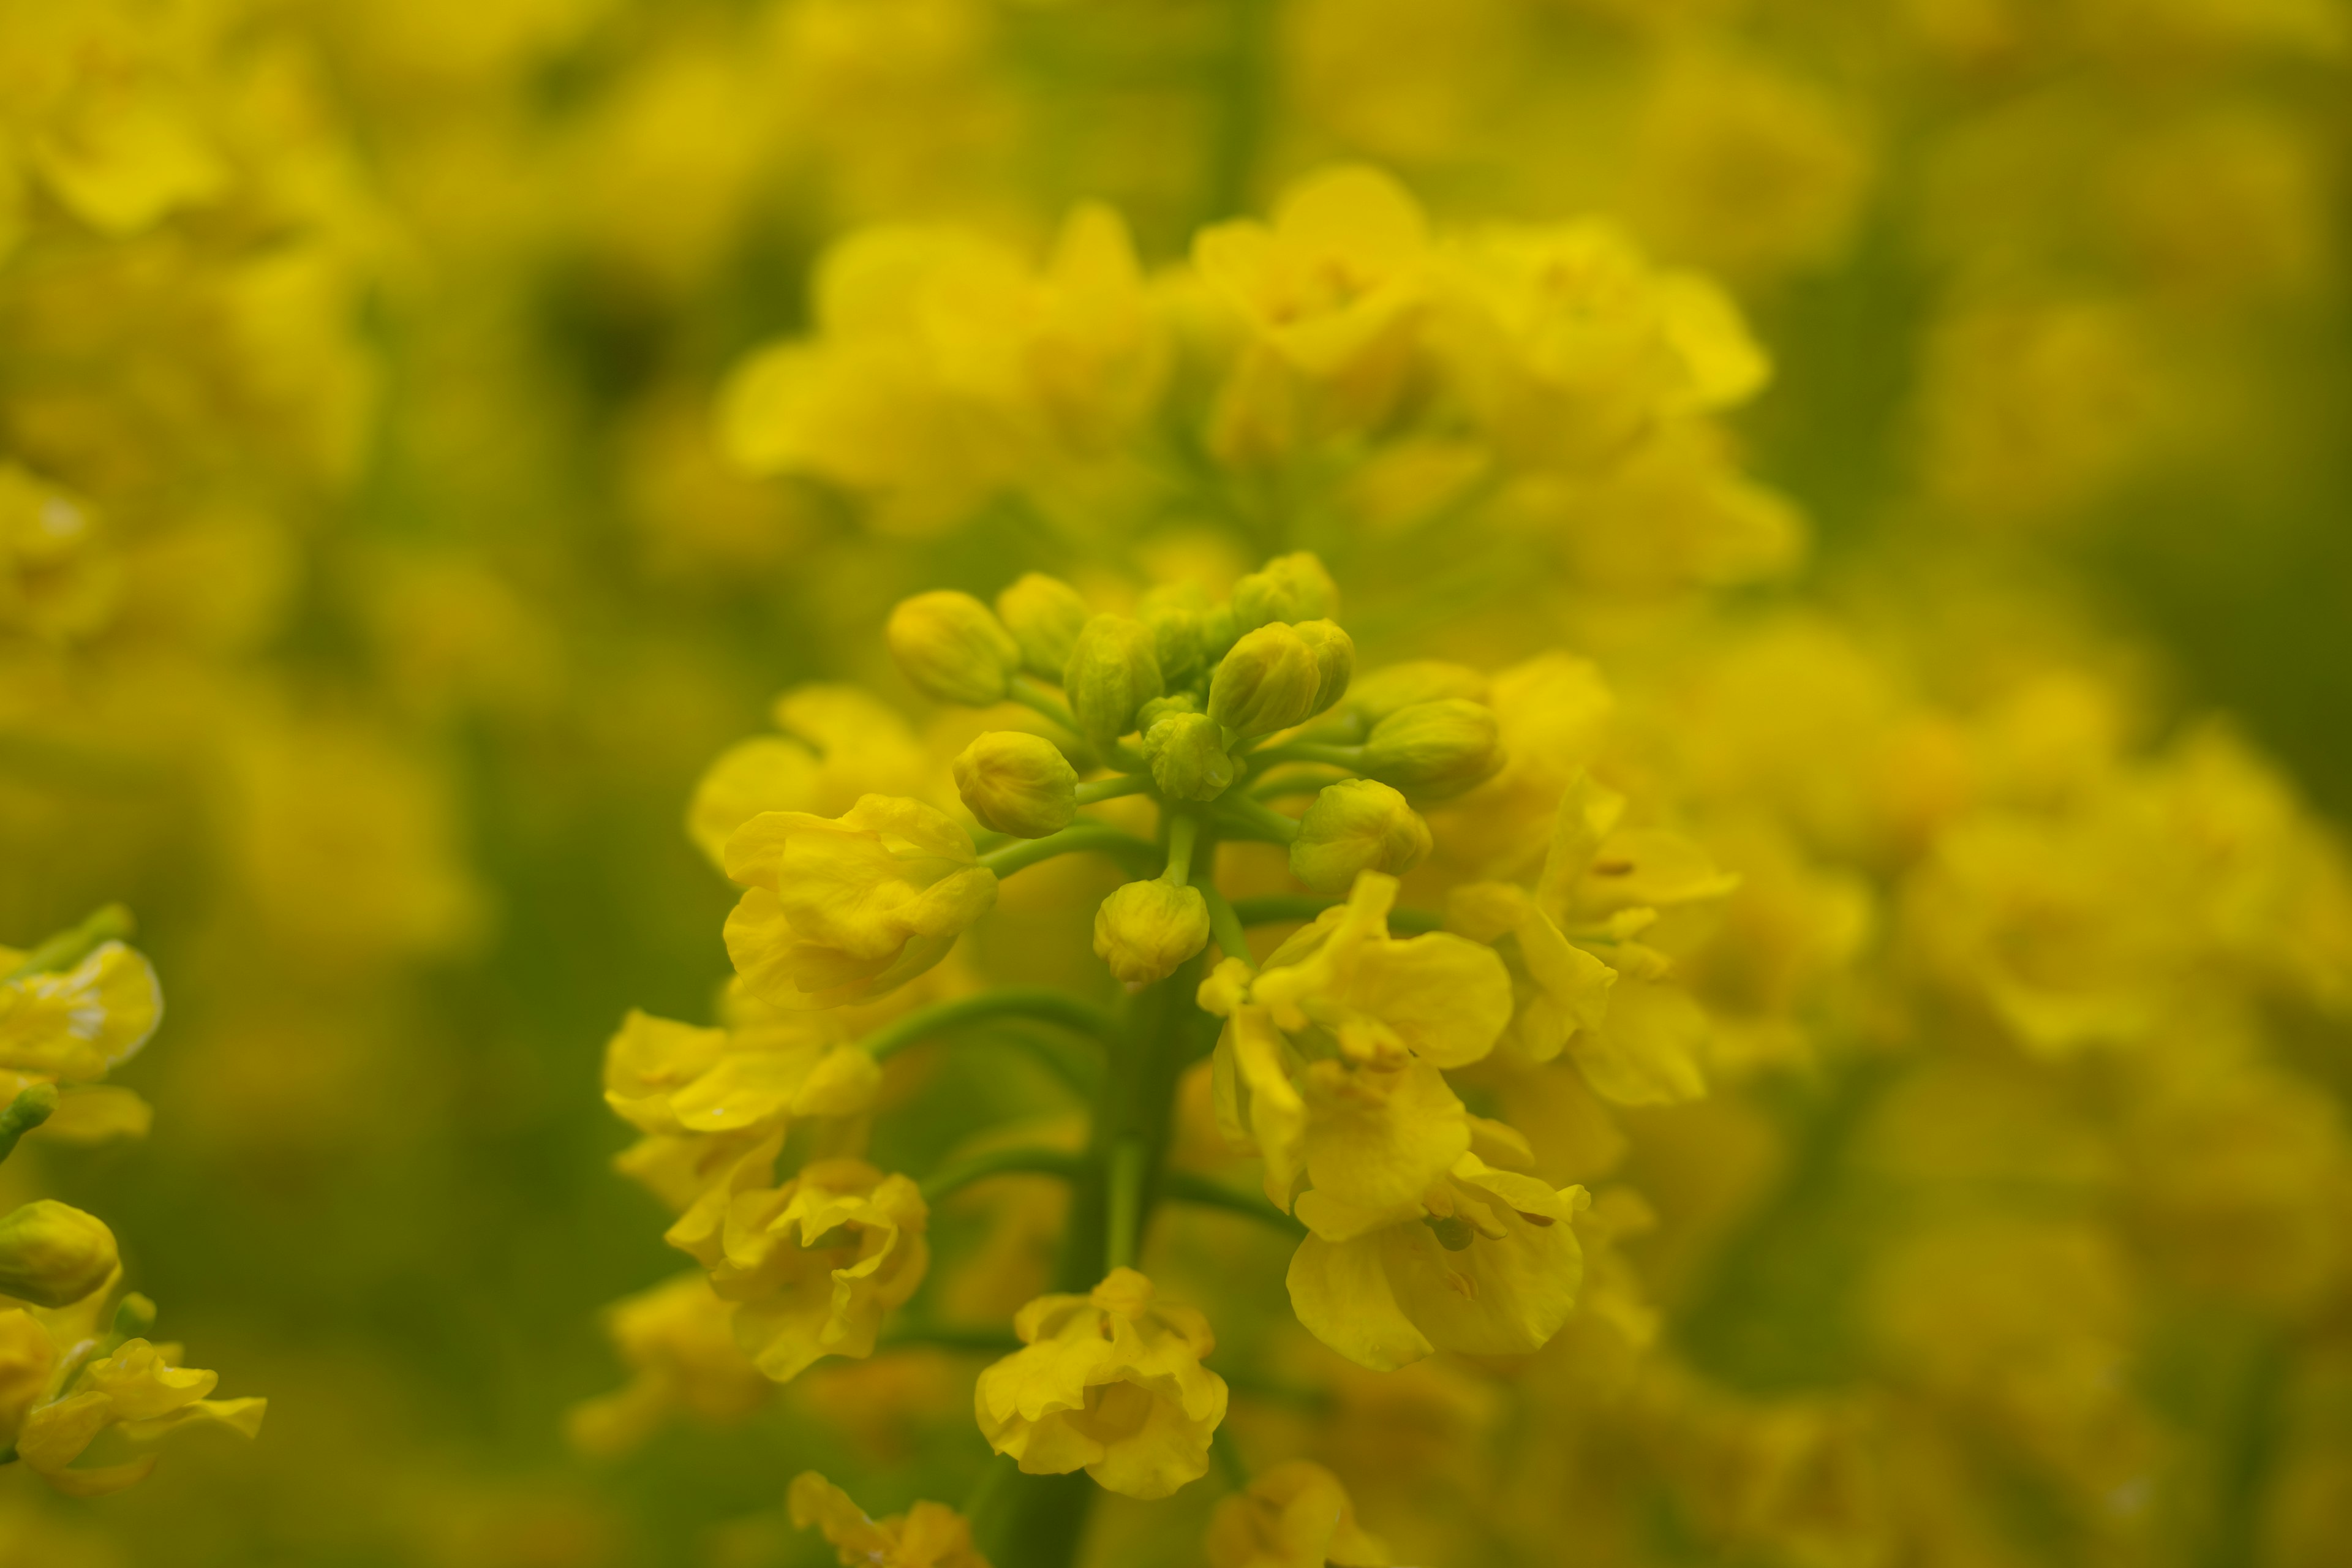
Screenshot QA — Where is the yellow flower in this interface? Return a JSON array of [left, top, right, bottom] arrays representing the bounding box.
[[724, 794, 998, 1009], [0, 941, 162, 1085], [601, 1008, 879, 1139], [0, 1200, 119, 1309], [1205, 1460, 1394, 1568], [975, 1267, 1228, 1499], [687, 684, 937, 868], [670, 1153, 929, 1383], [1201, 872, 1512, 1212], [566, 1273, 771, 1458], [1291, 780, 1431, 895], [788, 1470, 992, 1568], [1287, 1153, 1590, 1371], [15, 1338, 265, 1498]]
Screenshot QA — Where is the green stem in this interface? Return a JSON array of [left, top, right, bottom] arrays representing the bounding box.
[[863, 988, 1115, 1063], [1250, 766, 1350, 799], [979, 824, 1161, 878], [1106, 1138, 1147, 1271], [1076, 774, 1152, 807], [1212, 797, 1299, 844], [1244, 742, 1363, 775], [1009, 674, 1084, 737], [0, 1084, 58, 1164], [1164, 814, 1200, 887], [1199, 882, 1253, 965], [1211, 1424, 1252, 1491], [1229, 894, 1446, 934], [921, 1147, 1084, 1205], [6, 905, 135, 982], [1160, 1169, 1304, 1237]]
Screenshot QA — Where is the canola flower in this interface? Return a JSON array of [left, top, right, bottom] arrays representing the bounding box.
[[0, 907, 262, 1497]]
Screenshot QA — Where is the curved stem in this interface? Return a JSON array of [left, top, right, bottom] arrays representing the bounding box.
[[1198, 882, 1253, 966], [863, 988, 1115, 1064], [1160, 1169, 1305, 1237], [0, 1084, 58, 1164], [1229, 894, 1446, 933], [1008, 675, 1082, 737], [6, 905, 135, 982], [1076, 774, 1152, 807], [1250, 766, 1349, 800], [1212, 796, 1299, 844], [1244, 741, 1363, 775], [1163, 814, 1200, 887], [979, 824, 1161, 879], [920, 1146, 1084, 1206], [1106, 1137, 1147, 1272]]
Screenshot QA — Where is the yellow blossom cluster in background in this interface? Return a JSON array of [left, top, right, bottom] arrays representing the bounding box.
[[2, 1, 2349, 1566]]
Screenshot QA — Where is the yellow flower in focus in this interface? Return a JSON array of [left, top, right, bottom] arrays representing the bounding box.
[[0, 941, 161, 1085], [601, 1008, 880, 1139], [724, 794, 998, 1009], [1202, 872, 1513, 1212], [15, 1337, 265, 1498], [670, 1153, 929, 1383], [1093, 879, 1213, 986], [1287, 1153, 1590, 1371], [567, 1273, 771, 1458], [788, 1470, 992, 1568], [976, 1267, 1228, 1499], [1205, 1460, 1393, 1567]]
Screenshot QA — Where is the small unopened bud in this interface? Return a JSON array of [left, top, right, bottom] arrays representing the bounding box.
[[0, 1199, 118, 1308], [1137, 693, 1200, 728], [1063, 615, 1164, 744], [1092, 880, 1212, 985], [1208, 623, 1321, 737], [952, 732, 1079, 838], [1347, 660, 1490, 726], [1361, 699, 1504, 803], [887, 591, 1022, 706], [1137, 582, 1212, 685], [1290, 780, 1431, 894], [1231, 552, 1339, 631], [1144, 712, 1235, 802], [995, 573, 1090, 679], [1291, 620, 1354, 717]]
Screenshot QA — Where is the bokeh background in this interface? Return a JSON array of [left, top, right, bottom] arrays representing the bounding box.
[[2, 1, 2349, 1563]]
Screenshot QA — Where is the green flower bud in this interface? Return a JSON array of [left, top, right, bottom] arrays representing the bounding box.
[[0, 1199, 118, 1308], [1292, 619, 1355, 717], [1207, 623, 1321, 737], [1231, 551, 1340, 632], [1144, 712, 1235, 802], [887, 591, 1022, 706], [1091, 880, 1212, 985], [952, 731, 1079, 838], [1136, 693, 1201, 728], [995, 573, 1090, 679], [1136, 582, 1212, 685], [1062, 614, 1164, 744], [1347, 660, 1490, 726], [1361, 698, 1505, 803], [1289, 780, 1431, 894]]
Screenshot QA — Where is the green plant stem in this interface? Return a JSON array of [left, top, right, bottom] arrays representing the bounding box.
[[1245, 741, 1363, 775], [1211, 1423, 1251, 1491], [1199, 882, 1253, 965], [1106, 1137, 1147, 1271], [1213, 796, 1299, 844], [1076, 774, 1152, 806], [1164, 813, 1200, 887], [1009, 675, 1084, 736], [0, 1084, 58, 1164], [863, 988, 1115, 1064], [1160, 1169, 1304, 1237], [1229, 894, 1446, 933], [920, 1147, 1084, 1205], [1250, 766, 1350, 799], [979, 824, 1161, 878], [5, 905, 135, 982]]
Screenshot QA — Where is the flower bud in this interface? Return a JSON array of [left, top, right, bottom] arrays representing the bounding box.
[[0, 1200, 118, 1308], [1137, 582, 1213, 685], [1144, 712, 1235, 802], [1208, 623, 1321, 737], [1092, 880, 1212, 985], [1063, 614, 1164, 743], [1291, 619, 1354, 716], [1347, 660, 1489, 726], [1137, 693, 1200, 728], [952, 731, 1079, 838], [887, 591, 1022, 706], [1231, 551, 1339, 631], [1361, 698, 1505, 803], [995, 573, 1090, 679], [1290, 780, 1431, 893]]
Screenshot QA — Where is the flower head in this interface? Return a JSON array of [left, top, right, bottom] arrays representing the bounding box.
[[13, 1336, 265, 1498], [976, 1267, 1229, 1499], [0, 941, 162, 1085], [725, 795, 998, 1009]]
